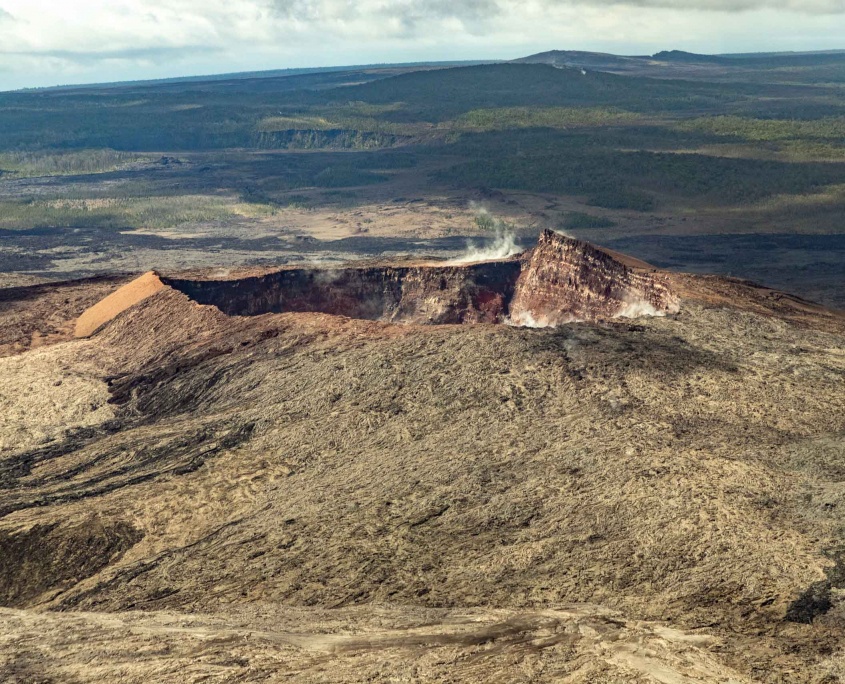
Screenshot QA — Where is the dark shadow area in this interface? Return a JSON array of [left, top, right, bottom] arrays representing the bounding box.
[[0, 520, 142, 607]]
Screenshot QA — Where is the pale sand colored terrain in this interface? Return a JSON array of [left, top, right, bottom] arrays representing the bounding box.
[[267, 198, 489, 240], [0, 604, 753, 683], [0, 342, 114, 453]]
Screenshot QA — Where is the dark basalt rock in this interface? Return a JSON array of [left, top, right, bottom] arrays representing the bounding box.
[[163, 260, 523, 325]]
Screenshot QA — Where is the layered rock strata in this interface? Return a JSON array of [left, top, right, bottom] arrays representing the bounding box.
[[509, 230, 680, 326]]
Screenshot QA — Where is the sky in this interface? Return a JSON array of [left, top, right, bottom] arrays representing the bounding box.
[[1, 0, 845, 90]]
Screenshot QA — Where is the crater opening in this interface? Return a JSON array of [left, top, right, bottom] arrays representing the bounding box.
[[77, 231, 681, 335]]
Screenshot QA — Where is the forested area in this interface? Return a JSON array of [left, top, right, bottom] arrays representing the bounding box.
[[436, 144, 845, 208], [3, 59, 845, 227]]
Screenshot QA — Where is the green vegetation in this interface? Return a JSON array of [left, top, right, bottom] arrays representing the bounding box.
[[587, 191, 656, 212], [331, 64, 769, 121], [679, 115, 845, 141], [256, 115, 419, 137], [0, 63, 779, 153], [283, 194, 312, 209], [453, 107, 641, 131], [3, 60, 845, 238], [561, 212, 618, 229], [0, 195, 275, 232], [0, 149, 149, 179], [435, 131, 845, 206]]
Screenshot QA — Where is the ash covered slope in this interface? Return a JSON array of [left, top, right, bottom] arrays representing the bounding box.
[[1, 242, 845, 682]]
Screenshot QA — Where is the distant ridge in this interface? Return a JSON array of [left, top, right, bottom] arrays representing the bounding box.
[[512, 50, 640, 69], [518, 48, 845, 65], [16, 60, 499, 94], [718, 49, 845, 58], [651, 50, 727, 64], [20, 49, 845, 93], [652, 49, 845, 66]]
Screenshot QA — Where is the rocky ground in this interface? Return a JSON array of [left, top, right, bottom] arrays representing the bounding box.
[[0, 245, 844, 682], [0, 604, 758, 683]]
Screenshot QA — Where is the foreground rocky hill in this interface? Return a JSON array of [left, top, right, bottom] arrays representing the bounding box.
[[0, 234, 844, 682]]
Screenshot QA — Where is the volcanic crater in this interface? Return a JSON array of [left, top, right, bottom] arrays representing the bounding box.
[[75, 230, 680, 337]]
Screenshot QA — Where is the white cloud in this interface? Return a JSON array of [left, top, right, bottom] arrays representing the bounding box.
[[546, 0, 845, 11], [0, 0, 844, 89]]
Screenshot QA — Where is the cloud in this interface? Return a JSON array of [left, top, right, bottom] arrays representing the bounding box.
[[265, 0, 845, 21], [4, 45, 222, 66], [384, 0, 502, 33], [540, 0, 845, 13], [1, 0, 845, 89], [269, 0, 329, 20]]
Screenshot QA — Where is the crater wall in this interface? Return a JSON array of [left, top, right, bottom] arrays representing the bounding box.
[[78, 232, 681, 334], [162, 260, 522, 325], [509, 230, 680, 326]]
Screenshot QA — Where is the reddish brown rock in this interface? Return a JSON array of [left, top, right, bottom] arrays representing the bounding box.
[[509, 230, 679, 326]]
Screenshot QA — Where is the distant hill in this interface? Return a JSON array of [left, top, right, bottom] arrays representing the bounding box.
[[320, 63, 704, 121], [0, 60, 787, 151], [518, 48, 845, 68], [511, 50, 641, 69], [514, 47, 845, 84], [651, 50, 727, 64]]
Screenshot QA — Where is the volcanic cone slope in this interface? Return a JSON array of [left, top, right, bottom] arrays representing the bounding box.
[[1, 238, 844, 682]]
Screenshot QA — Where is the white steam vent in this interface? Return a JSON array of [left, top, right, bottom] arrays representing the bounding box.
[[449, 204, 523, 264]]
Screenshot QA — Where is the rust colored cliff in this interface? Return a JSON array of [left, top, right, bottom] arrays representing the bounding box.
[[510, 230, 680, 326]]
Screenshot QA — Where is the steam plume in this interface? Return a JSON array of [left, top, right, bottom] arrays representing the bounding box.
[[615, 300, 666, 319], [449, 204, 523, 264]]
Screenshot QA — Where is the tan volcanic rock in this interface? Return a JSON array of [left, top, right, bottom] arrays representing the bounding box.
[[3, 242, 845, 682]]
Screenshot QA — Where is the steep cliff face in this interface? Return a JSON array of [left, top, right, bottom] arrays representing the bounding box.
[[509, 230, 680, 326], [79, 232, 679, 331], [162, 260, 522, 325]]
